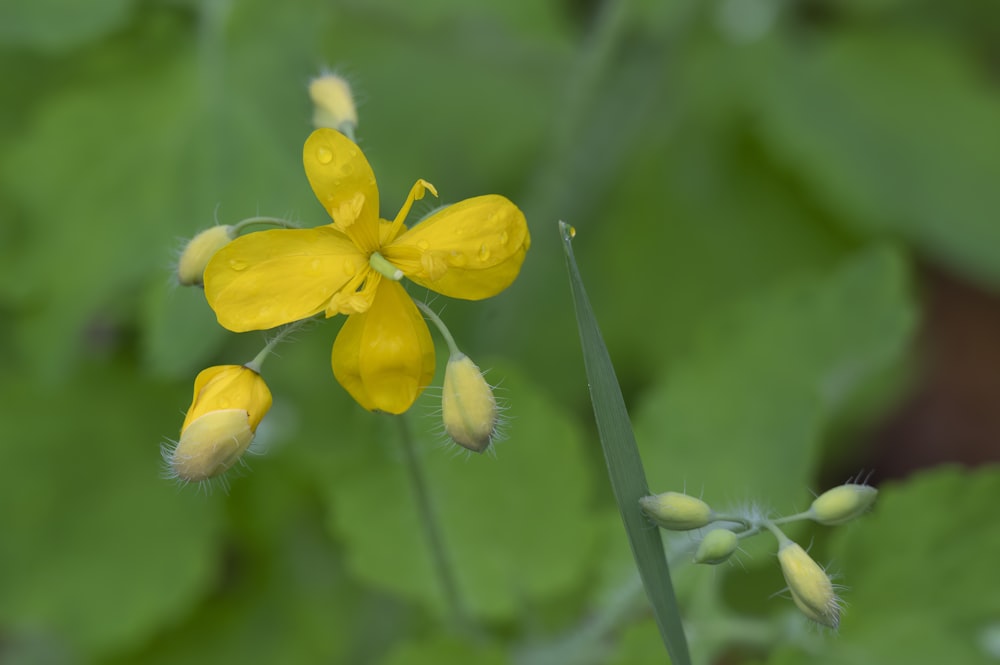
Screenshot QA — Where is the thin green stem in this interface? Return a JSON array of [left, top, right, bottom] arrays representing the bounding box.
[[396, 416, 475, 637], [414, 299, 461, 356], [244, 322, 303, 372], [770, 511, 812, 526], [761, 520, 791, 547], [230, 216, 299, 235]]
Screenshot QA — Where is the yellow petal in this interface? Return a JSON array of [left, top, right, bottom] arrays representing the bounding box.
[[182, 365, 273, 432], [205, 226, 366, 332], [331, 280, 435, 414], [384, 195, 530, 300], [304, 128, 381, 253]]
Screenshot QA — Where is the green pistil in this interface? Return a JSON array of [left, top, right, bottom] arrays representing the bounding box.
[[369, 252, 403, 280]]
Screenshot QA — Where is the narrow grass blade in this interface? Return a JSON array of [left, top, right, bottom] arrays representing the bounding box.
[[559, 221, 691, 665]]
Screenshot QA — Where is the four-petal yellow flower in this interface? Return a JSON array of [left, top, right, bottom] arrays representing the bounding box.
[[204, 128, 529, 414]]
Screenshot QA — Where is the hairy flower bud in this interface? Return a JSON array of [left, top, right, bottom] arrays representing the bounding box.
[[809, 483, 878, 525], [442, 353, 497, 453], [177, 225, 235, 286], [694, 529, 740, 565], [168, 365, 272, 481], [639, 491, 714, 531], [777, 541, 840, 628], [309, 73, 358, 134]]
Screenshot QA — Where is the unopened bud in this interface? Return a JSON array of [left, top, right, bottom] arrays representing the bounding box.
[[442, 353, 497, 453], [809, 483, 878, 525], [177, 225, 235, 286], [694, 529, 739, 565], [168, 365, 272, 481], [309, 73, 358, 134], [777, 541, 840, 628], [639, 492, 713, 531]]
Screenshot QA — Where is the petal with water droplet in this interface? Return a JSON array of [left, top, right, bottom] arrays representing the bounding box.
[[384, 195, 530, 300], [204, 226, 365, 331]]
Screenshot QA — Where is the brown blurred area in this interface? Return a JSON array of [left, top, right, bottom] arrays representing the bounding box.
[[868, 265, 1000, 482]]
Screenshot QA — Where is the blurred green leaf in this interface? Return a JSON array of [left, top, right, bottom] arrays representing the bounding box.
[[0, 0, 134, 52], [379, 635, 507, 665], [768, 465, 1000, 665], [111, 460, 359, 665], [0, 367, 223, 660], [635, 244, 916, 511], [325, 360, 596, 620], [141, 279, 228, 380], [749, 30, 1000, 288]]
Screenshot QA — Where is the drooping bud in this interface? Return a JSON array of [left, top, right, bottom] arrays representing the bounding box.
[[639, 491, 714, 531], [809, 483, 878, 525], [177, 225, 235, 286], [694, 529, 740, 565], [309, 73, 358, 135], [777, 541, 840, 628], [442, 352, 497, 453], [168, 365, 272, 482]]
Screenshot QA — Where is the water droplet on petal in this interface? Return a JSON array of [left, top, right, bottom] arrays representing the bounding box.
[[229, 259, 248, 271], [478, 244, 491, 261], [499, 231, 509, 245], [416, 240, 430, 251], [317, 147, 334, 164]]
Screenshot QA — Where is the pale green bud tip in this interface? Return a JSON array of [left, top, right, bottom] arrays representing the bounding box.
[[177, 225, 235, 286], [169, 409, 254, 481], [639, 491, 713, 531], [442, 353, 497, 453], [777, 541, 841, 629], [309, 74, 358, 132], [694, 529, 739, 565], [810, 483, 878, 525]]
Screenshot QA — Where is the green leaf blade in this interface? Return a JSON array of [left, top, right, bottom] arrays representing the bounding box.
[[560, 222, 690, 665]]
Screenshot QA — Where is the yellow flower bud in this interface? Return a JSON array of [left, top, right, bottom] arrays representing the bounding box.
[[168, 365, 272, 482], [442, 353, 497, 453], [694, 529, 739, 565], [639, 491, 714, 531], [309, 73, 358, 133], [809, 483, 878, 525], [177, 225, 235, 286], [777, 541, 840, 628]]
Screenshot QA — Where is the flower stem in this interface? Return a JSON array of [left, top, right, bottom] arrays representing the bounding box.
[[414, 299, 462, 357], [230, 216, 299, 235], [244, 322, 303, 372], [396, 416, 475, 636]]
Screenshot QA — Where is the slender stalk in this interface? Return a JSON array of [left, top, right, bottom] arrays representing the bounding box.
[[396, 416, 474, 636], [414, 299, 461, 356], [244, 322, 303, 372], [230, 216, 299, 235]]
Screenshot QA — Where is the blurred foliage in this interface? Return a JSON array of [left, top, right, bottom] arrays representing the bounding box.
[[2, 0, 1000, 663]]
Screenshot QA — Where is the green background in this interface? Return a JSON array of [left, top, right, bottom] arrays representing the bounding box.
[[2, 0, 999, 663]]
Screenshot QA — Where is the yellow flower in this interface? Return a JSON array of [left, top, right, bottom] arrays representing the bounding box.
[[169, 365, 273, 482], [204, 128, 529, 414]]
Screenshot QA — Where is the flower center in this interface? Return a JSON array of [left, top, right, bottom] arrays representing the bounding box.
[[368, 251, 403, 280]]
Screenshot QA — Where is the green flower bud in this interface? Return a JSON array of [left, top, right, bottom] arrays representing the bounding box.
[[694, 529, 739, 565], [777, 541, 840, 629], [442, 353, 497, 453], [639, 491, 713, 531], [177, 225, 235, 286], [309, 73, 358, 134], [809, 483, 878, 525]]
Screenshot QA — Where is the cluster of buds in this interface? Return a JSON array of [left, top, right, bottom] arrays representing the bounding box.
[[640, 483, 878, 629]]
